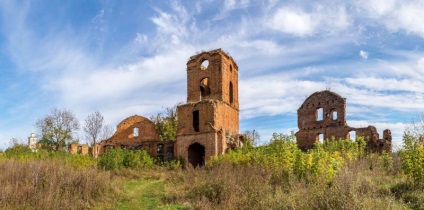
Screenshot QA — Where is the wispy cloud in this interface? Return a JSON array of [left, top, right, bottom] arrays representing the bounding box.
[[0, 0, 422, 149]]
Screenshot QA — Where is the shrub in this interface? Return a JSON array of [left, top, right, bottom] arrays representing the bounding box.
[[98, 149, 155, 170], [399, 133, 424, 186]]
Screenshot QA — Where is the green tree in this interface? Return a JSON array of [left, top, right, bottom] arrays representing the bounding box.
[[399, 114, 424, 186], [36, 108, 80, 151], [150, 103, 181, 141]]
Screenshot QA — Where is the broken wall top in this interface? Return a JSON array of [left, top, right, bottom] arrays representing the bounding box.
[[298, 90, 347, 130], [187, 48, 238, 70], [105, 115, 160, 144], [185, 48, 239, 109]]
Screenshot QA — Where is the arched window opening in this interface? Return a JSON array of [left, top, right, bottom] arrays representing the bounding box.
[[318, 134, 324, 143], [316, 108, 323, 121], [349, 131, 356, 141], [133, 127, 139, 137], [201, 59, 209, 70], [188, 143, 205, 167], [200, 78, 211, 100], [229, 81, 234, 104], [230, 64, 233, 72]]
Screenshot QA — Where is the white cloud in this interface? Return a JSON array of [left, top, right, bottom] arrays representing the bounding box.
[[356, 0, 424, 37], [359, 50, 368, 59], [357, 0, 396, 17], [268, 8, 316, 36]]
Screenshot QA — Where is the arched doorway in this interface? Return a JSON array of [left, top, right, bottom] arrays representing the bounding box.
[[188, 143, 205, 167]]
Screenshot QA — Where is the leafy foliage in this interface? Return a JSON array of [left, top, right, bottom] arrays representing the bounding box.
[[36, 108, 80, 151], [399, 132, 424, 186], [98, 149, 154, 170], [150, 103, 180, 141], [210, 133, 368, 183]]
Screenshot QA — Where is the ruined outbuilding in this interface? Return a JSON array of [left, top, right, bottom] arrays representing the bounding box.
[[69, 144, 89, 155], [92, 115, 174, 160], [295, 90, 392, 152], [175, 49, 243, 167]]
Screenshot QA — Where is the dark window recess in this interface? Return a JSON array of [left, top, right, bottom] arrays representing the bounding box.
[[157, 144, 164, 154], [193, 110, 200, 132], [166, 146, 174, 161], [229, 81, 234, 104], [200, 78, 211, 99]]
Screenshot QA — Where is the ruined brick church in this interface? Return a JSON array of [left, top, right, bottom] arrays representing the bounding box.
[[77, 49, 243, 167], [69, 49, 392, 166]]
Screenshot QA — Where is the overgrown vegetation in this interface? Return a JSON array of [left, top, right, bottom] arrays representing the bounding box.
[[150, 103, 180, 141], [163, 133, 424, 209], [0, 158, 114, 209], [98, 149, 155, 170], [1, 130, 424, 209]]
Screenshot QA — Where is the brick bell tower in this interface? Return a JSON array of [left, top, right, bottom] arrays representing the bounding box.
[[175, 49, 239, 167]]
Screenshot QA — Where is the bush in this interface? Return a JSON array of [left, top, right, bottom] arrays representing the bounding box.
[[4, 144, 33, 159], [399, 133, 424, 186], [98, 149, 154, 170], [210, 136, 366, 184]]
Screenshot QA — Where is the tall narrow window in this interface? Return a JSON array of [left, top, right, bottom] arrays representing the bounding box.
[[318, 134, 324, 143], [229, 81, 234, 104], [133, 127, 139, 137], [193, 110, 200, 132], [332, 110, 338, 120], [316, 108, 323, 121], [200, 78, 210, 100], [349, 131, 356, 141]]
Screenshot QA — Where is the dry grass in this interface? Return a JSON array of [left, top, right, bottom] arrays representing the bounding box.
[[0, 159, 116, 209], [164, 158, 407, 209]]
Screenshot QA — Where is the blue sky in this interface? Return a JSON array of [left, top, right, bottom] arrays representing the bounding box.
[[0, 0, 423, 150]]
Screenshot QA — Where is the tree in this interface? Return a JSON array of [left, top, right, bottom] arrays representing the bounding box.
[[406, 113, 424, 140], [243, 130, 260, 146], [83, 111, 104, 147], [36, 108, 80, 151], [150, 103, 180, 141], [99, 124, 115, 141]]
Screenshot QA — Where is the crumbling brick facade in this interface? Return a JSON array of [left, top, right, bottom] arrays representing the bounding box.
[[175, 49, 242, 167], [69, 144, 89, 155], [92, 115, 174, 160], [295, 90, 392, 152]]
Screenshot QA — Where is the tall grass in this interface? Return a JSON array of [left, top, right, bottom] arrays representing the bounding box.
[[163, 136, 424, 209], [0, 159, 116, 209], [164, 156, 407, 209]]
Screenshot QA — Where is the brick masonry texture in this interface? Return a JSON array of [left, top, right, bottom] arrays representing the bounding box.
[[175, 49, 240, 167], [71, 49, 392, 165], [295, 90, 392, 152]]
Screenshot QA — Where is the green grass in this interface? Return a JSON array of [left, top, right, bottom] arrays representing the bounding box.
[[115, 173, 186, 210]]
